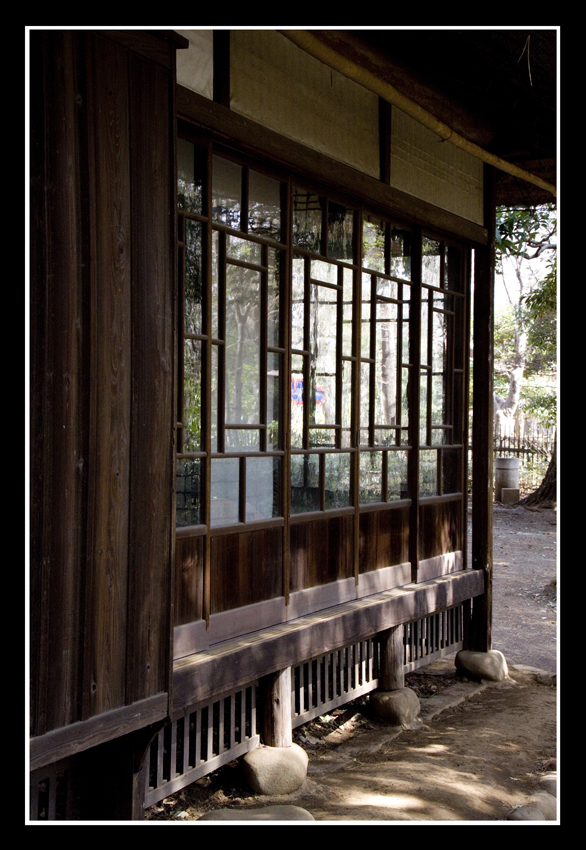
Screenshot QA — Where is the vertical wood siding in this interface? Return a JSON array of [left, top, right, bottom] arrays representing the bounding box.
[[30, 30, 176, 739]]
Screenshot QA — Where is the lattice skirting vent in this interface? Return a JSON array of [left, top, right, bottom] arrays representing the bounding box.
[[30, 606, 466, 818], [142, 682, 260, 809], [292, 638, 380, 728], [403, 604, 464, 672], [29, 758, 76, 821]]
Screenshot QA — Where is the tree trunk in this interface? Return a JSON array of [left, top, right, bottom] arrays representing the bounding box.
[[494, 326, 526, 437], [520, 436, 557, 506]]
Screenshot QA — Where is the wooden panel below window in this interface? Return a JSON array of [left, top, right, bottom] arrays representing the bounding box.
[[174, 535, 205, 626], [419, 497, 464, 561], [211, 527, 283, 614], [289, 515, 354, 593], [359, 506, 410, 574]]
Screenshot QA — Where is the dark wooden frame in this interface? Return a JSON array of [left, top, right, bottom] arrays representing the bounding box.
[[172, 95, 476, 662], [30, 34, 497, 813], [29, 29, 185, 771]]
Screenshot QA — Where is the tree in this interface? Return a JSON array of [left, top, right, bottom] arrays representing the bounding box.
[[494, 204, 557, 434], [519, 253, 557, 506], [493, 204, 557, 504]]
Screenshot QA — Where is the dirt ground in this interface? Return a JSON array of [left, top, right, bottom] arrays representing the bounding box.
[[146, 503, 558, 824]]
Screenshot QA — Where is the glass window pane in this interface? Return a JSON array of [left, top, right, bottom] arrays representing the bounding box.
[[246, 456, 280, 520], [311, 259, 337, 285], [325, 453, 351, 509], [361, 274, 372, 359], [363, 215, 385, 272], [309, 428, 336, 448], [442, 448, 461, 494], [183, 339, 202, 452], [210, 458, 240, 525], [376, 277, 398, 300], [420, 291, 430, 367], [401, 302, 410, 363], [328, 201, 354, 261], [184, 219, 204, 335], [360, 361, 371, 437], [309, 284, 337, 426], [341, 360, 353, 447], [291, 355, 304, 449], [401, 366, 410, 429], [227, 235, 262, 264], [291, 258, 305, 350], [387, 451, 408, 500], [248, 170, 281, 240], [225, 265, 261, 424], [211, 344, 219, 453], [176, 458, 202, 527], [212, 155, 242, 229], [225, 429, 260, 452], [342, 268, 353, 357], [432, 375, 448, 427], [390, 227, 412, 280], [268, 249, 281, 349], [291, 454, 319, 513], [375, 301, 398, 426], [419, 449, 438, 496], [267, 353, 281, 449], [446, 244, 463, 292], [374, 429, 396, 447], [422, 237, 442, 286], [420, 371, 428, 445], [177, 138, 205, 214], [211, 231, 219, 339], [359, 451, 382, 503], [293, 188, 322, 252]]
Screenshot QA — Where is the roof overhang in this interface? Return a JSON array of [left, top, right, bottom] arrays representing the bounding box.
[[289, 29, 558, 208]]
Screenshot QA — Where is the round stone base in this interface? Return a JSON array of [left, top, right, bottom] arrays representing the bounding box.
[[241, 743, 308, 796], [455, 649, 508, 682], [370, 687, 421, 726]]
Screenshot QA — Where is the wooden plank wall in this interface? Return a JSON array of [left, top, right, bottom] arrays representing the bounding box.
[[29, 30, 177, 748]]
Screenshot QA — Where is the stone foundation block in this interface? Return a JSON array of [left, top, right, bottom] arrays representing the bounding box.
[[455, 649, 508, 682], [241, 743, 308, 796], [370, 687, 421, 726]]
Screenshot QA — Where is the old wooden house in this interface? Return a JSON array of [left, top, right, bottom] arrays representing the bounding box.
[[28, 28, 557, 820]]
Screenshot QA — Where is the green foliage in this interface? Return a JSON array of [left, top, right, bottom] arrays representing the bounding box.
[[493, 204, 557, 427], [495, 204, 557, 268]]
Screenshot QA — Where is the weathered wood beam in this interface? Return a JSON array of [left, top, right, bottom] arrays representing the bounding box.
[[173, 570, 484, 711], [29, 693, 169, 772]]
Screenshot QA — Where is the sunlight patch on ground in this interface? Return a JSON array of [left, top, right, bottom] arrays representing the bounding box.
[[410, 744, 449, 755]]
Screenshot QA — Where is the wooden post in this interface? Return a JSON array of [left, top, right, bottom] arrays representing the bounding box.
[[261, 668, 293, 748], [378, 626, 405, 691], [470, 164, 495, 652]]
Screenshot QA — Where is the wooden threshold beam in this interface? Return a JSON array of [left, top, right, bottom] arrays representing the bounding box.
[[172, 570, 484, 711], [29, 693, 169, 772]]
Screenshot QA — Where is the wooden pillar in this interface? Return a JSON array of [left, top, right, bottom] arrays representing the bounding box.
[[261, 668, 293, 748], [378, 626, 405, 691], [470, 164, 495, 652]]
